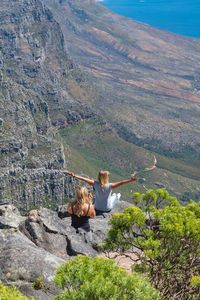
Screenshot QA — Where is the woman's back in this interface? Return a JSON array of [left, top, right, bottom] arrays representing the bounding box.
[[94, 181, 112, 211], [70, 203, 92, 232], [67, 186, 96, 232]]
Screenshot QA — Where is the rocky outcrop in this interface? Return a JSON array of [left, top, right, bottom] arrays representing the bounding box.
[[0, 204, 26, 229], [0, 201, 131, 299], [0, 168, 77, 212]]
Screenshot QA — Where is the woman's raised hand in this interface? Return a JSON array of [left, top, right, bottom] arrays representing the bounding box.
[[88, 193, 93, 204], [65, 171, 75, 177], [131, 176, 138, 181]]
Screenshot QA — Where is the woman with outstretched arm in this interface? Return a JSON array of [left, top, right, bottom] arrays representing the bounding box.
[[65, 170, 138, 215]]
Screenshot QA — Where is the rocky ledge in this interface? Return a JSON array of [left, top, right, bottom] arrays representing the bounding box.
[[0, 201, 131, 299]]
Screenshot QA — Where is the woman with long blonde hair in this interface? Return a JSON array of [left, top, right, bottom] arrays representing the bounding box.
[[67, 186, 95, 238], [65, 170, 138, 215]]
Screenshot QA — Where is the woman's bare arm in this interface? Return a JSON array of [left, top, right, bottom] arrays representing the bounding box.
[[67, 203, 72, 214], [88, 205, 96, 218], [65, 171, 94, 186], [82, 203, 95, 217], [111, 177, 138, 189]]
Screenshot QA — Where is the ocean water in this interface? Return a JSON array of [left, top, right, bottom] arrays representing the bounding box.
[[100, 0, 200, 38]]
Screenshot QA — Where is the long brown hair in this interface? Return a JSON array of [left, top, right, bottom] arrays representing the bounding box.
[[98, 170, 110, 188], [73, 186, 89, 217]]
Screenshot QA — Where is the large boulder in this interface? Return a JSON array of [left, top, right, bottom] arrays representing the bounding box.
[[0, 229, 64, 300], [20, 207, 99, 260], [0, 204, 26, 229], [90, 200, 132, 246]]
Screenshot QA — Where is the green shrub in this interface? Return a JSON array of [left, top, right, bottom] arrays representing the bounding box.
[[54, 255, 159, 300], [32, 277, 45, 292], [0, 281, 33, 300], [101, 189, 200, 299], [190, 276, 200, 288]]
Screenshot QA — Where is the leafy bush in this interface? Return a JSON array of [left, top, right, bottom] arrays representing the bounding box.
[[0, 281, 33, 300], [100, 189, 200, 299], [54, 255, 159, 300]]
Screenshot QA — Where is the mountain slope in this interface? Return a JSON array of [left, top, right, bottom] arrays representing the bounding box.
[[39, 0, 200, 200], [43, 0, 200, 157], [0, 0, 199, 209]]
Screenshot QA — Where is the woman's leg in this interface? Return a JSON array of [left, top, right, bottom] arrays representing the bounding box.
[[84, 231, 92, 243], [108, 193, 121, 209]]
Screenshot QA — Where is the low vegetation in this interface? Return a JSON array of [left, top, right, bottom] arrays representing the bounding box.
[[0, 281, 33, 300], [101, 189, 200, 299], [54, 256, 159, 300]]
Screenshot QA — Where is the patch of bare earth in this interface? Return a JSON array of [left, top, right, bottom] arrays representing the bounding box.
[[99, 252, 140, 273]]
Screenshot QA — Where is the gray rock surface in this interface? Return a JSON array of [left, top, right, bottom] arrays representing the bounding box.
[[0, 200, 132, 299], [0, 204, 26, 229], [0, 230, 64, 299]]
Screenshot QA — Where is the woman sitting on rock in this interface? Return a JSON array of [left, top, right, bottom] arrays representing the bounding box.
[[65, 170, 138, 216], [67, 186, 96, 241]]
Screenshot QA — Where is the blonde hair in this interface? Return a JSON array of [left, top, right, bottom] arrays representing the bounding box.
[[74, 186, 89, 217], [98, 170, 110, 188]]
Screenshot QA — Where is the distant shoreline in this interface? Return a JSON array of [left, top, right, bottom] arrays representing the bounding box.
[[100, 0, 200, 39]]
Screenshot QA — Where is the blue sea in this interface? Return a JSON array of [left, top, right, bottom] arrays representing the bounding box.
[[100, 0, 200, 38]]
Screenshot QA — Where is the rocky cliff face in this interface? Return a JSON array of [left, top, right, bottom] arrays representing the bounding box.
[[0, 0, 97, 209]]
